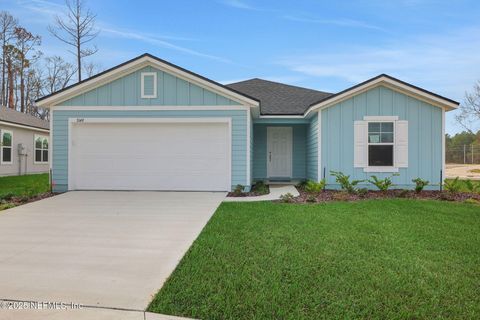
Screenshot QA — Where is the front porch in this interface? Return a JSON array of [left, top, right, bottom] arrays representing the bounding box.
[[251, 116, 319, 184]]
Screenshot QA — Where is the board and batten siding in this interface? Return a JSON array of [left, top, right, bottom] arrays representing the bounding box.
[[321, 85, 442, 189], [252, 123, 307, 180], [51, 110, 248, 192], [59, 66, 241, 107], [306, 113, 318, 181]]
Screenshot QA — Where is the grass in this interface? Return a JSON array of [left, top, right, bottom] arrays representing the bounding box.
[[0, 173, 50, 199], [149, 200, 480, 320]]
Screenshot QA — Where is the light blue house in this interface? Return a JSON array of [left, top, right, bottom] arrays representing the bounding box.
[[36, 54, 459, 192]]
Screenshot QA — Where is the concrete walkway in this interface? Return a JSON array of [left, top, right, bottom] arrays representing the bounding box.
[[0, 191, 225, 319], [224, 185, 299, 202]]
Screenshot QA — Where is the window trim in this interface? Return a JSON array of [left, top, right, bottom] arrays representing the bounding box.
[[1, 129, 13, 165], [364, 118, 396, 172], [34, 134, 49, 164], [141, 72, 157, 99]]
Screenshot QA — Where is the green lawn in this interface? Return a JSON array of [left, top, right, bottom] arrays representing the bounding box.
[[149, 200, 480, 320], [0, 173, 50, 199]]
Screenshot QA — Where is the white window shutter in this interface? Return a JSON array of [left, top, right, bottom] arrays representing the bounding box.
[[354, 120, 368, 167], [395, 120, 408, 167]]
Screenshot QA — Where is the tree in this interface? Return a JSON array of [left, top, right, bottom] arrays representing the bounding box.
[[4, 44, 20, 109], [83, 60, 101, 78], [44, 55, 75, 94], [456, 81, 480, 133], [0, 11, 18, 106], [48, 0, 99, 82], [14, 26, 41, 112]]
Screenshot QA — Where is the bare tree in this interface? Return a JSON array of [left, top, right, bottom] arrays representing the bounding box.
[[0, 11, 18, 106], [83, 60, 101, 78], [456, 81, 480, 133], [48, 0, 99, 82], [44, 55, 75, 93], [14, 27, 41, 113]]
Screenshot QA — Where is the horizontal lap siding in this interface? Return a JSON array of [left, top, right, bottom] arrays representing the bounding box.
[[321, 85, 442, 189], [51, 110, 247, 192], [306, 113, 318, 181], [59, 66, 241, 107], [252, 124, 307, 180]]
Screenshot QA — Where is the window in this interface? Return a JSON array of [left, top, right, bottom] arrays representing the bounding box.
[[141, 72, 157, 98], [34, 135, 49, 163], [1, 130, 12, 164], [368, 122, 394, 166]]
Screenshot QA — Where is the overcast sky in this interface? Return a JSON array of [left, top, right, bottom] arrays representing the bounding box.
[[3, 0, 480, 133]]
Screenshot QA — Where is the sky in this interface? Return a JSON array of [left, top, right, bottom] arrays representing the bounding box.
[[2, 0, 480, 134]]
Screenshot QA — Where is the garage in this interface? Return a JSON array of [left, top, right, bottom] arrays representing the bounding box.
[[69, 118, 231, 191]]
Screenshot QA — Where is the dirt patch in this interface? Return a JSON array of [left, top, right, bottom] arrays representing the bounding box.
[[281, 188, 480, 204]]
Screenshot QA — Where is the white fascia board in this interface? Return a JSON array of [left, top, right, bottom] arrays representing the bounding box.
[[39, 56, 259, 108]]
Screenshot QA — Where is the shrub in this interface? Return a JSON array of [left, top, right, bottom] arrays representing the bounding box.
[[279, 193, 295, 203], [330, 171, 364, 194], [233, 184, 245, 196], [296, 180, 308, 190], [464, 179, 480, 193], [412, 178, 429, 193], [252, 181, 269, 195], [305, 179, 326, 195], [306, 195, 317, 203], [444, 177, 462, 194], [368, 174, 399, 192]]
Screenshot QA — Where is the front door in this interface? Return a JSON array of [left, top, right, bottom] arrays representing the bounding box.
[[267, 127, 293, 178]]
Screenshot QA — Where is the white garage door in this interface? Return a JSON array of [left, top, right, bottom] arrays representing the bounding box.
[[69, 119, 231, 191]]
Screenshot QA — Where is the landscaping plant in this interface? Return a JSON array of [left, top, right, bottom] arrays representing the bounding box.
[[252, 181, 269, 195], [444, 177, 462, 194], [330, 171, 364, 194], [412, 178, 429, 193], [279, 193, 295, 203], [464, 179, 480, 193], [233, 184, 245, 196], [304, 179, 326, 195], [368, 174, 399, 192]]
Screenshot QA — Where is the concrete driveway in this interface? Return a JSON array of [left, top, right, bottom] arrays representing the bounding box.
[[0, 191, 225, 318]]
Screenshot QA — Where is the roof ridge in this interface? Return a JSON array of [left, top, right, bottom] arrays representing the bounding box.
[[227, 78, 332, 95]]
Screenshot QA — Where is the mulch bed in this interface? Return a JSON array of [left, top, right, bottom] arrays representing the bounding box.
[[286, 188, 480, 204], [0, 192, 56, 210], [227, 186, 270, 197]]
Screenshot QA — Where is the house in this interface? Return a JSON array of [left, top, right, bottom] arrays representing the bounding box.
[[35, 53, 459, 193], [0, 107, 50, 176]]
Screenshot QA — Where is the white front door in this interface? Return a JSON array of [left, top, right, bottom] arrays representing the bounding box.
[[267, 127, 293, 178]]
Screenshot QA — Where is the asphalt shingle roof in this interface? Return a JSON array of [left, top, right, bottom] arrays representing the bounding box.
[[0, 107, 49, 130], [227, 78, 333, 115]]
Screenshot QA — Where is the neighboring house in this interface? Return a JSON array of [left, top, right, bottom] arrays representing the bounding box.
[[0, 107, 50, 176], [35, 53, 459, 193]]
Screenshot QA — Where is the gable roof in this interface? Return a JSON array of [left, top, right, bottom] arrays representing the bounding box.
[[36, 53, 260, 107], [0, 107, 49, 131], [227, 78, 332, 115], [305, 74, 459, 115]]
